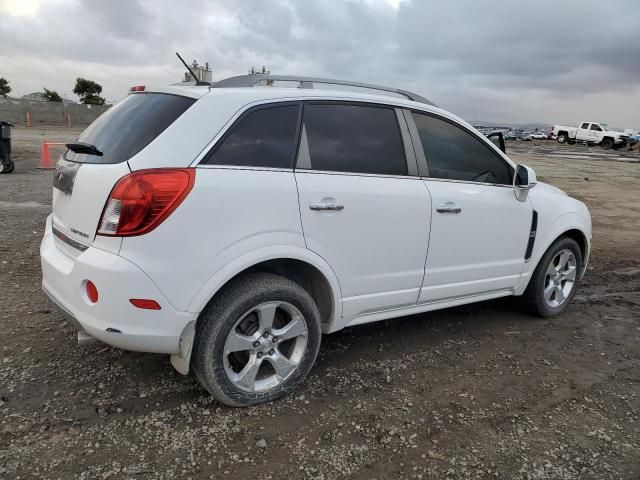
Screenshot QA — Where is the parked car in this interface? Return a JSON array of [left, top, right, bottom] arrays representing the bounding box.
[[521, 131, 532, 141], [505, 131, 518, 140], [41, 75, 592, 406], [552, 122, 629, 149], [530, 132, 547, 140]]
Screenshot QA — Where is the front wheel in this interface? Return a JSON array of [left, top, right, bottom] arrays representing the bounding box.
[[601, 138, 613, 150], [192, 272, 322, 406], [556, 133, 567, 144], [522, 237, 583, 317]]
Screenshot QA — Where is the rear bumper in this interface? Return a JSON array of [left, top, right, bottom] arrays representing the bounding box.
[[40, 215, 197, 354]]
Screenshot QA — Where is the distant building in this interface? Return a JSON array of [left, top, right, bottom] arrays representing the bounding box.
[[183, 60, 212, 83]]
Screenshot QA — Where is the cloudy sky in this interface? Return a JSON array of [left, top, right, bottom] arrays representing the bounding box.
[[1, 0, 639, 126]]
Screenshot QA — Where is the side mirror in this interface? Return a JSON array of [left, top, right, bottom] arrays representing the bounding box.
[[513, 164, 537, 201], [486, 131, 505, 153]]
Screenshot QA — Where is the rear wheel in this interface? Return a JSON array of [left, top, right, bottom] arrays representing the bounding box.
[[192, 272, 322, 406], [522, 237, 583, 317]]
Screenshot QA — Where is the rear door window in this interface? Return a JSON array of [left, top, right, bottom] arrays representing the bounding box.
[[202, 104, 300, 169], [65, 93, 195, 164], [300, 103, 407, 176]]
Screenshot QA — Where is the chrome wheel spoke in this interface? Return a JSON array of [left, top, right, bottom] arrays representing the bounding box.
[[233, 355, 261, 391], [265, 352, 296, 379], [544, 282, 555, 301], [554, 284, 565, 303], [562, 265, 577, 282], [558, 251, 572, 270], [257, 303, 278, 331], [274, 315, 307, 342], [225, 331, 257, 353]]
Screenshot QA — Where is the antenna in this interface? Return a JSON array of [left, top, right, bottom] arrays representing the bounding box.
[[176, 52, 210, 86]]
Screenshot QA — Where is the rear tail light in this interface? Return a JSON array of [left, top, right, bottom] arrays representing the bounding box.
[[97, 169, 195, 237], [130, 85, 146, 92]]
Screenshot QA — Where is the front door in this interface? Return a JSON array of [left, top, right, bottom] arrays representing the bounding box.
[[295, 102, 431, 318], [408, 111, 532, 303]]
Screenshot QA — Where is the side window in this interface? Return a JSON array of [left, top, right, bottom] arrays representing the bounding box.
[[202, 104, 299, 168], [301, 103, 407, 176], [590, 124, 602, 131], [580, 122, 590, 129], [411, 112, 512, 185]]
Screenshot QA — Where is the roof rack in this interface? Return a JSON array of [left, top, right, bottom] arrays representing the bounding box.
[[212, 74, 436, 106]]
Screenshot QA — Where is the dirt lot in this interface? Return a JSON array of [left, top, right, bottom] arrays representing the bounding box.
[[1, 127, 639, 479]]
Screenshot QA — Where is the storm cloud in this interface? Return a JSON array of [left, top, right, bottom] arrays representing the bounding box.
[[1, 0, 639, 126]]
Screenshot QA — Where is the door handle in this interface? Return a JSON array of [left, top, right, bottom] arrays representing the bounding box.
[[310, 201, 344, 211], [436, 204, 462, 214]]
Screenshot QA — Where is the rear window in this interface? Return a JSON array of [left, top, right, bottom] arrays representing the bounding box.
[[65, 93, 195, 164]]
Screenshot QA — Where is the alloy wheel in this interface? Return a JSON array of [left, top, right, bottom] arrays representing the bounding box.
[[223, 301, 308, 393], [543, 249, 577, 308]]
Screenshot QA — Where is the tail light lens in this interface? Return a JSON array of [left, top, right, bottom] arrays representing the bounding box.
[[97, 169, 195, 237]]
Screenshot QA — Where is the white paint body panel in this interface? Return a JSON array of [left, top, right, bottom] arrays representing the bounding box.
[[420, 180, 532, 302], [295, 171, 431, 320]]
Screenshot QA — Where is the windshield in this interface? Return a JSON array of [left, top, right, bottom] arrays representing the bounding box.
[[64, 93, 195, 164]]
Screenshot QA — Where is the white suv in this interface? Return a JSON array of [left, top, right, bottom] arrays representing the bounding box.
[[41, 75, 592, 406]]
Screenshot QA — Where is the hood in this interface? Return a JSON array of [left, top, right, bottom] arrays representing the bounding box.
[[605, 128, 628, 137], [534, 181, 568, 197]]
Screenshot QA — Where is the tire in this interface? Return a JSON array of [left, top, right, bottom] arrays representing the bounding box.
[[522, 237, 583, 318], [556, 133, 567, 144], [601, 138, 613, 150], [192, 272, 322, 407]]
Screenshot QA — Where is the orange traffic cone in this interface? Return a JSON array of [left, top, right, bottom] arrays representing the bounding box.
[[26, 111, 31, 127], [39, 140, 54, 169]]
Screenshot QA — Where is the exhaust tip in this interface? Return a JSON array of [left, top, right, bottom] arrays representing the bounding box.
[[77, 329, 98, 347]]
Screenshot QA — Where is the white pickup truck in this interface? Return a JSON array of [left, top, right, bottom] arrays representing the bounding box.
[[552, 122, 629, 149]]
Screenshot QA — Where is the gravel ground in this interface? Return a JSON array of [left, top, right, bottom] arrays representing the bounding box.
[[1, 127, 639, 479]]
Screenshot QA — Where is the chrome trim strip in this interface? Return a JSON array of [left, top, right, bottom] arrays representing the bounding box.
[[52, 225, 89, 252]]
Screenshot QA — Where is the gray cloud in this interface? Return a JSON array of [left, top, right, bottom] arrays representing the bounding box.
[[0, 0, 639, 125]]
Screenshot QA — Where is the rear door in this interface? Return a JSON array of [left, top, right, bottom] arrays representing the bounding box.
[[407, 111, 532, 302], [51, 92, 195, 252], [295, 102, 431, 318], [576, 122, 591, 141]]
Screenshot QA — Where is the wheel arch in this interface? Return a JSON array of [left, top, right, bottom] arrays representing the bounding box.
[[515, 220, 590, 295], [187, 246, 343, 326]]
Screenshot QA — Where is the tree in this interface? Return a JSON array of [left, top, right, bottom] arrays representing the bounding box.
[[73, 77, 105, 105], [42, 87, 63, 102], [0, 77, 11, 98]]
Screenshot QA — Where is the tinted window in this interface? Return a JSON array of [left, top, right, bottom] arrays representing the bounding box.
[[412, 112, 512, 185], [302, 103, 406, 175], [203, 105, 299, 168], [590, 124, 602, 131], [580, 122, 590, 129], [66, 93, 195, 164]]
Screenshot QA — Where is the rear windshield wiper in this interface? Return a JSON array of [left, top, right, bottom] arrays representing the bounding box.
[[65, 142, 104, 156]]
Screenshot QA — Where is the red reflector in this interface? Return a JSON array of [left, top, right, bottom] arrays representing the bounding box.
[[86, 281, 99, 303], [129, 299, 161, 310], [130, 85, 145, 92]]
